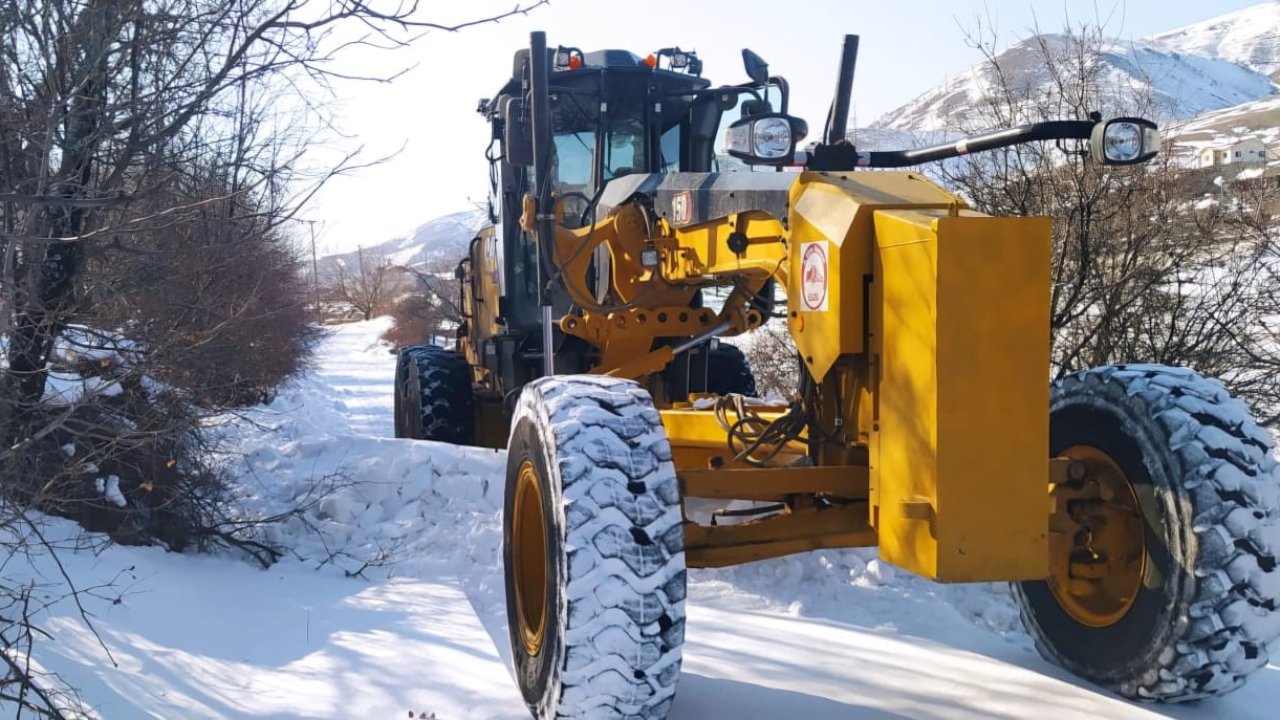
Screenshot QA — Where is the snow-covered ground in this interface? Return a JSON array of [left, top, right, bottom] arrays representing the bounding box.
[[12, 319, 1280, 719]]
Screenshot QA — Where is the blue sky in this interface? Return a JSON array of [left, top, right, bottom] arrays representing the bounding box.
[[306, 0, 1267, 253]]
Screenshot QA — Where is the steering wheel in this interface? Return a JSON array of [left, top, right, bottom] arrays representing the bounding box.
[[556, 191, 594, 229]]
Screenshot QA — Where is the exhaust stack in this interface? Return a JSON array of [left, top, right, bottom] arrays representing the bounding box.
[[823, 35, 860, 145]]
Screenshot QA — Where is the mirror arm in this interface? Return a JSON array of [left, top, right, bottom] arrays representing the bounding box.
[[808, 120, 1100, 171], [767, 76, 790, 115]]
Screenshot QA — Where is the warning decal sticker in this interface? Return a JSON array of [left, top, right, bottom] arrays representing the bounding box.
[[800, 241, 829, 312]]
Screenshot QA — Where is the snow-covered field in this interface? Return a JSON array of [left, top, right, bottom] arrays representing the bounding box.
[[11, 319, 1280, 719]]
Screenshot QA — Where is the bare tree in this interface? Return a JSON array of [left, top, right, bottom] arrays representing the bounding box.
[[937, 19, 1280, 424], [0, 0, 548, 499], [738, 323, 799, 400], [0, 2, 545, 713], [382, 258, 464, 346], [0, 0, 546, 446], [87, 161, 318, 406], [325, 247, 394, 322]]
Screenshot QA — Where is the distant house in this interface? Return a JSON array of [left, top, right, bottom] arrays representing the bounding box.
[[1198, 138, 1268, 168]]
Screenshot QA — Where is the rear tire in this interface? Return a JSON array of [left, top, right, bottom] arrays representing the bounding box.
[[1014, 364, 1280, 701], [503, 375, 686, 719], [393, 345, 474, 444]]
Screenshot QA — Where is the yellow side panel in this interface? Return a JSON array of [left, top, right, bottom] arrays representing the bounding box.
[[473, 226, 503, 340], [787, 182, 869, 380], [787, 171, 962, 381], [872, 209, 1050, 582]]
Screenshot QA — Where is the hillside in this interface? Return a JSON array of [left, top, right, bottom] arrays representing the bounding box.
[[1168, 95, 1280, 161], [322, 208, 486, 273], [871, 34, 1275, 133], [1148, 2, 1280, 80], [868, 4, 1280, 135]]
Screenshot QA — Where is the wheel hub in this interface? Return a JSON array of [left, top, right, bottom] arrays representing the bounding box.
[[512, 460, 549, 655], [1047, 445, 1146, 628]]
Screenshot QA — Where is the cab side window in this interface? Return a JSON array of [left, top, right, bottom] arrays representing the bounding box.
[[660, 124, 682, 173], [603, 120, 646, 180]]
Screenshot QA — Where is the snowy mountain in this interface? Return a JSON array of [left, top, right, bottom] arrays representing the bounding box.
[[324, 207, 487, 271], [1148, 2, 1280, 80], [1147, 3, 1280, 167], [871, 33, 1276, 133], [867, 3, 1280, 135]]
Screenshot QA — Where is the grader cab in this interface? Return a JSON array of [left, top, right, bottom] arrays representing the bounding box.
[[393, 32, 1280, 718]]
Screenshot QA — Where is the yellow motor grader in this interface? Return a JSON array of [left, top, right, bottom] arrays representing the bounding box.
[[393, 32, 1280, 718]]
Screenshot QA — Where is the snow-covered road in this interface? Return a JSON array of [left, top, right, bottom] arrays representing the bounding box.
[[16, 319, 1280, 718]]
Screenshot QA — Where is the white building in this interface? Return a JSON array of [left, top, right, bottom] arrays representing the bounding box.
[[1199, 138, 1268, 168]]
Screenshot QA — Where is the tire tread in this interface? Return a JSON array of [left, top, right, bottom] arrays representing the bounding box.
[[1017, 364, 1280, 702], [512, 375, 685, 719], [400, 345, 473, 444]]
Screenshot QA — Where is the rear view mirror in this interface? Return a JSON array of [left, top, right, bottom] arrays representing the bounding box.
[[742, 49, 769, 85], [502, 97, 533, 167]]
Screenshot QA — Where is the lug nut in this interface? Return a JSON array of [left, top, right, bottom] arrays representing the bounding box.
[[1067, 460, 1088, 482]]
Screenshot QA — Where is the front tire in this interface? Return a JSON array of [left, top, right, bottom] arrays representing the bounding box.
[[1014, 364, 1280, 701], [503, 375, 686, 719]]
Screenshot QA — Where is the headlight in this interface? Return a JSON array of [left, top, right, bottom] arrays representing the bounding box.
[[1103, 122, 1143, 162], [1091, 117, 1159, 166], [751, 117, 792, 159], [725, 123, 752, 156], [724, 113, 801, 166]]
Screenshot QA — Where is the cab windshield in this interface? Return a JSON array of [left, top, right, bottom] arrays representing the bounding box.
[[546, 91, 656, 195]]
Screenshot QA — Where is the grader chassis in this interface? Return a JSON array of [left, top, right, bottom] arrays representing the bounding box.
[[392, 32, 1280, 718]]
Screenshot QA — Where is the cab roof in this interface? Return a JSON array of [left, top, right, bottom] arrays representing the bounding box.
[[486, 47, 712, 112]]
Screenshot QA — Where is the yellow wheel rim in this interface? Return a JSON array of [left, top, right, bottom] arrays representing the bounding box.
[[513, 460, 549, 656], [1047, 445, 1147, 628]]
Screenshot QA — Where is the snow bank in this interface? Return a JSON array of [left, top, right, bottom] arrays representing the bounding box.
[[4, 518, 525, 720]]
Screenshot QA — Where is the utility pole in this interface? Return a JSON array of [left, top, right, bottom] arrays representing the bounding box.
[[304, 220, 320, 312], [308, 221, 319, 289]]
